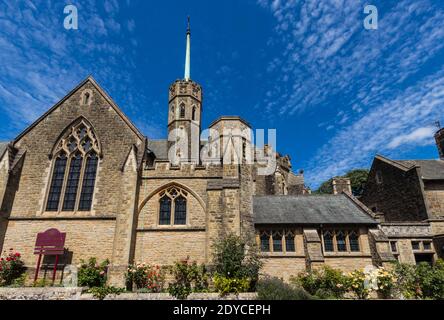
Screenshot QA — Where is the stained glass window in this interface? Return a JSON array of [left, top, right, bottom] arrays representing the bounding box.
[[159, 196, 172, 225], [46, 153, 67, 211], [78, 153, 98, 211], [174, 195, 187, 225], [62, 153, 83, 211]]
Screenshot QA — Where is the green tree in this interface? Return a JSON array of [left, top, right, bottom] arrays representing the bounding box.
[[314, 169, 369, 196]]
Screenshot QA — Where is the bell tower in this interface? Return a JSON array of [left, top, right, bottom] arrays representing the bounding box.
[[168, 17, 202, 164]]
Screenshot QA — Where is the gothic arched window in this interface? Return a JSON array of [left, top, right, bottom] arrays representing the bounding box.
[[159, 196, 172, 225], [285, 232, 295, 252], [260, 232, 270, 252], [192, 106, 196, 121], [158, 187, 188, 225], [336, 231, 347, 252], [349, 231, 360, 252], [272, 232, 283, 252], [79, 153, 99, 211], [180, 104, 186, 118], [45, 119, 100, 212], [46, 153, 68, 211], [174, 195, 187, 225], [323, 231, 334, 252]]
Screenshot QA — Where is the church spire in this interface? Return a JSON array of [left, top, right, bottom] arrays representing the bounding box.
[[184, 16, 191, 81]]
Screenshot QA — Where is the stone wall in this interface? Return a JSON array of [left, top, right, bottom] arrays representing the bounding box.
[[6, 80, 143, 219], [424, 180, 444, 219], [1, 219, 116, 268], [0, 288, 256, 300], [134, 230, 207, 265], [361, 158, 429, 222], [260, 256, 306, 281]]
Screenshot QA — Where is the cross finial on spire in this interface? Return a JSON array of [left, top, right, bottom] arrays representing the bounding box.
[[184, 16, 191, 81]]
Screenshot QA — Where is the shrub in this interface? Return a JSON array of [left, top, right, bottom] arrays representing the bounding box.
[[415, 260, 444, 300], [88, 286, 124, 300], [213, 274, 250, 296], [347, 270, 370, 299], [391, 262, 419, 299], [168, 258, 209, 300], [126, 263, 164, 292], [293, 266, 348, 299], [374, 267, 397, 299], [212, 234, 262, 291], [0, 249, 26, 287], [257, 277, 314, 300], [78, 257, 109, 288]]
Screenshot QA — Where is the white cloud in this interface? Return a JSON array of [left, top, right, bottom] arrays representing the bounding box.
[[387, 127, 436, 149]]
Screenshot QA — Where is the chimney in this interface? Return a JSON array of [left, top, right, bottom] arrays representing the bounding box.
[[332, 178, 352, 195], [435, 127, 444, 160]]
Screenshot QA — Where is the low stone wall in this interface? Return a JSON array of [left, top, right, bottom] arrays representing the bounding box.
[[0, 288, 257, 300], [0, 287, 83, 300]]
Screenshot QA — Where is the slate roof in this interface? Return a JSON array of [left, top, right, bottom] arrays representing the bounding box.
[[253, 194, 377, 225], [147, 140, 169, 160], [394, 159, 444, 180]]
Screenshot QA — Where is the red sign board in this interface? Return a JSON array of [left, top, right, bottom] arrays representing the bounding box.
[[33, 228, 66, 283]]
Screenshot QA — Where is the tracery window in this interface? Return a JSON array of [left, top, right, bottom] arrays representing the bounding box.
[[158, 187, 188, 225], [259, 229, 297, 253], [322, 230, 361, 253], [45, 119, 100, 212]]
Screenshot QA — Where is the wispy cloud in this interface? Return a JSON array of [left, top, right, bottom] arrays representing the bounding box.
[[258, 0, 444, 187], [0, 0, 163, 140]]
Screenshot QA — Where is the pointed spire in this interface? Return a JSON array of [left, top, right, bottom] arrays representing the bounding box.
[[184, 16, 191, 81]]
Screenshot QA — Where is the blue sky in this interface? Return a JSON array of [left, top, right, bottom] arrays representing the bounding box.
[[1, 0, 444, 189]]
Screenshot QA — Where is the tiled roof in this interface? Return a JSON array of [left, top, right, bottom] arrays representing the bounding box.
[[253, 194, 377, 225]]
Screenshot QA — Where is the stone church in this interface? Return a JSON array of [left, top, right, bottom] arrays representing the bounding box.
[[0, 24, 442, 286]]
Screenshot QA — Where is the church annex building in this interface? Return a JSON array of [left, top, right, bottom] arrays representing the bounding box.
[[0, 24, 443, 286]]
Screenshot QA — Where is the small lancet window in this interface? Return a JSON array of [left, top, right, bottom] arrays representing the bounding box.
[[323, 231, 334, 252], [192, 106, 196, 121], [272, 232, 283, 252], [336, 231, 347, 252], [285, 232, 296, 252], [83, 92, 91, 105], [180, 104, 186, 118], [349, 231, 360, 252], [260, 232, 270, 252]]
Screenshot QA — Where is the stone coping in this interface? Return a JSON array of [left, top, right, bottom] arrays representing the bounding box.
[[0, 288, 257, 300]]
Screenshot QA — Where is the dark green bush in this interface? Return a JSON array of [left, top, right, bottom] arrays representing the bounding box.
[[257, 277, 314, 300], [212, 234, 262, 291]]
